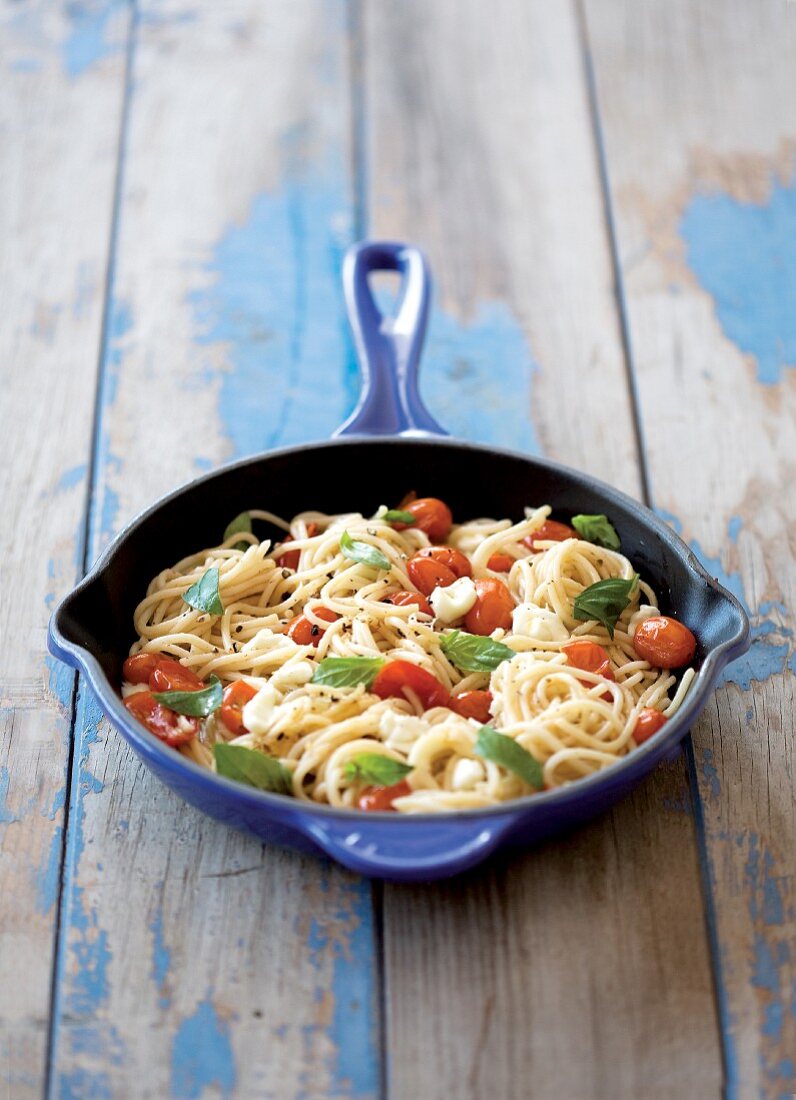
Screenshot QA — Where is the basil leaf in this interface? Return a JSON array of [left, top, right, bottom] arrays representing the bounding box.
[[183, 567, 224, 615], [571, 513, 620, 551], [382, 509, 416, 526], [312, 656, 386, 689], [440, 630, 515, 672], [152, 674, 223, 717], [572, 575, 637, 638], [224, 511, 252, 551], [340, 530, 391, 571], [344, 753, 413, 785], [474, 725, 543, 790], [214, 743, 293, 795]]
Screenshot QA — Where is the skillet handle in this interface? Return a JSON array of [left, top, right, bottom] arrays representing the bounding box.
[[335, 241, 448, 437]]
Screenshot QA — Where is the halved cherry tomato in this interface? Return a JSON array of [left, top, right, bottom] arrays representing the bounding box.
[[449, 690, 493, 723], [562, 639, 615, 700], [357, 779, 412, 811], [487, 552, 514, 573], [406, 546, 471, 595], [124, 691, 199, 746], [372, 660, 451, 710], [220, 681, 258, 736], [382, 590, 434, 617], [149, 659, 205, 693], [395, 497, 452, 542], [523, 519, 576, 551], [633, 707, 667, 744], [633, 616, 696, 668], [286, 606, 339, 647], [122, 652, 163, 684], [278, 522, 319, 570], [464, 579, 514, 636]]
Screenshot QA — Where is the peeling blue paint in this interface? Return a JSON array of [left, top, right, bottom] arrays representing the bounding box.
[[36, 825, 63, 915], [0, 767, 20, 825], [45, 785, 67, 821], [46, 653, 75, 712], [62, 0, 126, 79], [681, 180, 796, 384], [700, 748, 721, 800], [150, 891, 172, 1010], [58, 1066, 112, 1100], [170, 998, 236, 1099], [55, 463, 87, 493]]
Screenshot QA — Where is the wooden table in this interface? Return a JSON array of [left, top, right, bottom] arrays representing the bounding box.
[[3, 2, 794, 1096]]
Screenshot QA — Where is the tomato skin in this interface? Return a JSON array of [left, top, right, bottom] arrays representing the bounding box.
[[487, 552, 514, 573], [372, 660, 451, 710], [523, 519, 576, 551], [633, 616, 696, 668], [398, 497, 453, 542], [220, 681, 258, 736], [464, 579, 514, 636], [416, 545, 472, 578], [449, 690, 493, 723], [382, 590, 434, 617], [286, 606, 339, 647], [633, 707, 667, 744], [123, 652, 162, 684], [562, 639, 614, 699], [149, 659, 205, 693], [406, 554, 457, 595], [358, 779, 412, 811], [278, 522, 319, 570], [124, 691, 199, 746]]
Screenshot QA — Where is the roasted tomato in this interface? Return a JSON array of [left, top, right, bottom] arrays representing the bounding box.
[[463, 579, 514, 635], [523, 519, 576, 551], [372, 660, 451, 710], [286, 606, 339, 647], [397, 497, 453, 542], [633, 707, 667, 744], [633, 616, 696, 668], [382, 590, 434, 617], [357, 779, 412, 811], [406, 546, 471, 595], [487, 552, 514, 573], [122, 652, 163, 684], [220, 681, 258, 736], [124, 691, 199, 746], [449, 690, 493, 723], [278, 522, 319, 571], [562, 639, 615, 700], [149, 658, 205, 693]]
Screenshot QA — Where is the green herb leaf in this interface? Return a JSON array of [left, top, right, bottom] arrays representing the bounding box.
[[152, 674, 223, 717], [224, 511, 252, 551], [440, 630, 515, 672], [474, 725, 543, 790], [214, 743, 293, 794], [572, 575, 637, 638], [344, 753, 413, 785], [571, 513, 621, 551], [382, 509, 416, 526], [183, 567, 224, 615], [312, 656, 386, 689], [340, 530, 391, 571]]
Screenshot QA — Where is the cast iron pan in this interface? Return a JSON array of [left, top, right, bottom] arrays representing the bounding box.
[[48, 241, 750, 881]]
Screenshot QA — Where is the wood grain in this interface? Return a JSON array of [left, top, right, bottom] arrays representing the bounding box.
[[0, 3, 129, 1096], [362, 2, 723, 1096], [49, 3, 378, 1097], [583, 0, 796, 1094]]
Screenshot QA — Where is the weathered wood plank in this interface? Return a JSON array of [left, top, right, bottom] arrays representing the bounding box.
[[50, 3, 378, 1097], [583, 0, 796, 1094], [0, 3, 129, 1095], [363, 1, 723, 1096]]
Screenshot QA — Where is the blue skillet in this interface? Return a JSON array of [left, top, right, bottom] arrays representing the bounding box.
[[48, 241, 749, 881]]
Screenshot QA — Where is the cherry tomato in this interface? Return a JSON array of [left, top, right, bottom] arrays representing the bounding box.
[[357, 779, 412, 811], [633, 616, 696, 668], [220, 681, 258, 736], [382, 590, 434, 617], [149, 659, 205, 693], [122, 652, 163, 684], [523, 519, 576, 551], [372, 660, 451, 710], [562, 639, 615, 699], [487, 552, 514, 573], [464, 579, 514, 636], [286, 606, 339, 647], [124, 691, 199, 746], [449, 690, 493, 723], [633, 707, 667, 745], [406, 553, 456, 595], [278, 522, 319, 570], [397, 497, 453, 542]]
